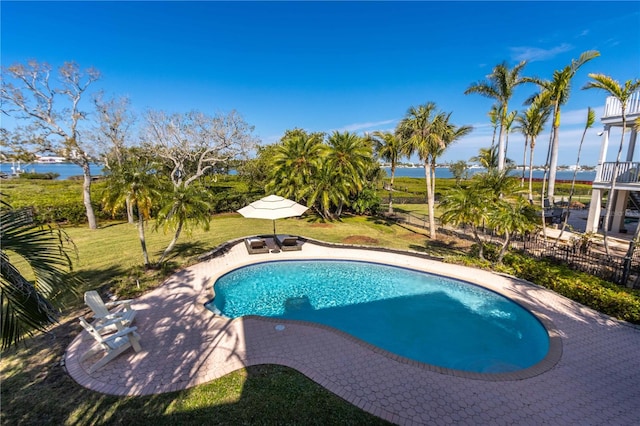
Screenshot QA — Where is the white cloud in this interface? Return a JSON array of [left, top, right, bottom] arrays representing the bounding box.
[[558, 105, 606, 126], [510, 43, 574, 63], [333, 119, 397, 133]]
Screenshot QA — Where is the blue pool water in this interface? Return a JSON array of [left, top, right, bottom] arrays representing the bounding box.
[[211, 260, 549, 373]]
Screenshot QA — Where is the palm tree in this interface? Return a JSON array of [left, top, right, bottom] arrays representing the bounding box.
[[370, 130, 404, 213], [102, 150, 164, 267], [464, 60, 527, 171], [440, 185, 491, 260], [399, 104, 472, 239], [306, 163, 347, 220], [514, 95, 552, 200], [524, 50, 600, 200], [1, 198, 82, 348], [583, 75, 640, 257], [155, 181, 213, 265], [398, 103, 439, 238], [488, 104, 500, 151], [557, 107, 595, 241], [326, 131, 372, 217], [470, 146, 499, 170], [491, 196, 537, 263], [503, 109, 518, 161], [267, 130, 326, 203]]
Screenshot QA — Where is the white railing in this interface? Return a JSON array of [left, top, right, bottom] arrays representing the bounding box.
[[596, 161, 640, 183], [603, 91, 640, 118]]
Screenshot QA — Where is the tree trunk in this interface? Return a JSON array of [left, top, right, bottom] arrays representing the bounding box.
[[547, 107, 561, 200], [497, 230, 510, 264], [528, 138, 535, 202], [126, 196, 134, 224], [558, 119, 590, 242], [157, 220, 183, 266], [472, 226, 485, 260], [137, 210, 150, 267], [425, 161, 436, 239], [540, 125, 555, 241], [388, 165, 396, 214], [521, 137, 528, 187], [81, 162, 98, 229], [602, 109, 628, 256], [497, 122, 506, 171]]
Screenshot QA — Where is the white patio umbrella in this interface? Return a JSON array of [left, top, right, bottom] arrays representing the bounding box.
[[237, 195, 308, 235]]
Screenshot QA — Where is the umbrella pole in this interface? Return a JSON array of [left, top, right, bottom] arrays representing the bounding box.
[[273, 219, 276, 237]]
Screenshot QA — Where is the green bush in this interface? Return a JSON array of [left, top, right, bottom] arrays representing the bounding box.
[[502, 252, 640, 324], [19, 172, 60, 180], [446, 250, 640, 324]]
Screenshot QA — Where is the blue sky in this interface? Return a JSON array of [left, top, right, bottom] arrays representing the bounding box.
[[2, 1, 639, 166]]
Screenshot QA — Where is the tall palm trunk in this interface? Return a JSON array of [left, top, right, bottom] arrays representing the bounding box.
[[540, 128, 554, 240], [601, 107, 628, 256], [521, 136, 529, 187], [388, 164, 396, 214], [425, 161, 436, 239], [558, 107, 594, 242], [497, 122, 506, 171], [126, 196, 134, 224], [528, 137, 536, 202], [547, 105, 561, 200]]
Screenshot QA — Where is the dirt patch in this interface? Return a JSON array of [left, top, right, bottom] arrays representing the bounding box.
[[342, 235, 379, 245], [309, 223, 334, 228], [399, 232, 429, 242]]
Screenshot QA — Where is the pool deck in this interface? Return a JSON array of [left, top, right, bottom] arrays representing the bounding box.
[[65, 239, 640, 425]]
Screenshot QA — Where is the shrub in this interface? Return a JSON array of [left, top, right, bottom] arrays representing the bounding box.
[[501, 252, 640, 324], [19, 172, 60, 180]]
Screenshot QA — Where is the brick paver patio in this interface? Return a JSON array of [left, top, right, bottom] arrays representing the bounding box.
[[65, 240, 640, 425]]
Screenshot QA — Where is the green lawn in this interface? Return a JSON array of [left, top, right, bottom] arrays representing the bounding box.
[[3, 214, 449, 426], [0, 176, 605, 425]]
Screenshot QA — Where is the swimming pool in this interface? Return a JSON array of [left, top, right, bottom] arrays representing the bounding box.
[[210, 260, 550, 373]]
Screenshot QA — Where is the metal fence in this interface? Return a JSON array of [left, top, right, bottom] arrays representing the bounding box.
[[510, 234, 640, 287], [385, 210, 639, 288]]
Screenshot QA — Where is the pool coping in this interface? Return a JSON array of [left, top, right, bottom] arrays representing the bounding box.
[[207, 251, 563, 381]]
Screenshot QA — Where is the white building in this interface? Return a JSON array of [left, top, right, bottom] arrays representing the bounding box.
[[586, 91, 640, 234]]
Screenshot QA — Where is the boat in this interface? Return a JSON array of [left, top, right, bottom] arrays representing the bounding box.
[[36, 156, 67, 163]]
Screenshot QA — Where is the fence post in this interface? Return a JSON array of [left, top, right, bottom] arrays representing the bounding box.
[[621, 255, 632, 287]]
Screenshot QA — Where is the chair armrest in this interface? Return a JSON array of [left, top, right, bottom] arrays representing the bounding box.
[[100, 311, 133, 321], [104, 299, 133, 307], [92, 316, 129, 331], [104, 326, 138, 342]]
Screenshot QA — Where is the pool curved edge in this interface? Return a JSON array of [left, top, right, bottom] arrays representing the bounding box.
[[203, 238, 563, 381], [218, 313, 562, 382]]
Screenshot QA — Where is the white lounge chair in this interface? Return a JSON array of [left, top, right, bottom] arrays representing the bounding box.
[[79, 316, 142, 373], [84, 290, 136, 331]]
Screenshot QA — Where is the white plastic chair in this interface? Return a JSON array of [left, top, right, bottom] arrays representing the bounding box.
[[84, 290, 136, 331], [79, 316, 142, 373]]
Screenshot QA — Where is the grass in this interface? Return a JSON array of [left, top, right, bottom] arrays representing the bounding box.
[[3, 214, 457, 425], [0, 176, 600, 425]]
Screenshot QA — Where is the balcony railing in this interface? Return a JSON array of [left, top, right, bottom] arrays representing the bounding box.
[[596, 161, 640, 184], [603, 91, 640, 118]]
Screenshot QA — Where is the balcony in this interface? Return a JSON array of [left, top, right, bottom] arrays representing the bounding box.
[[593, 161, 640, 189], [602, 91, 640, 122]]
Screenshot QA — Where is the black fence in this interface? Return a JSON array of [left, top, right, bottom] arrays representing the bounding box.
[[511, 234, 640, 288], [386, 210, 639, 288]]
